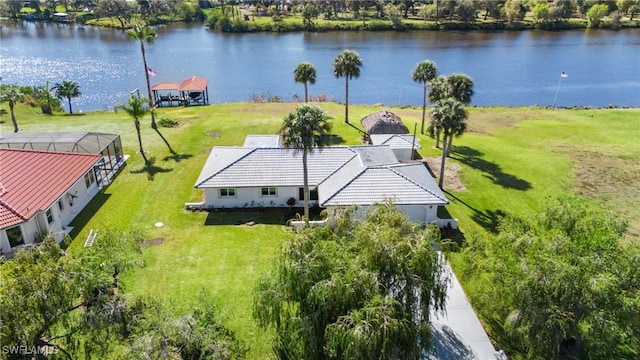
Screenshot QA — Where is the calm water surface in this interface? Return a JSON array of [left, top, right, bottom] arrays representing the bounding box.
[[1, 21, 639, 111]]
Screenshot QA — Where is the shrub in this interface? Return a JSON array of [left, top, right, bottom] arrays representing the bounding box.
[[205, 10, 226, 29], [158, 118, 180, 128], [249, 93, 284, 103], [366, 20, 393, 31]]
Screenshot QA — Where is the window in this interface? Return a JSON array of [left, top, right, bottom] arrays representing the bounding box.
[[6, 226, 24, 248], [219, 188, 236, 197], [84, 170, 95, 188], [299, 187, 318, 201], [46, 208, 54, 224], [261, 187, 277, 196], [58, 200, 64, 211]]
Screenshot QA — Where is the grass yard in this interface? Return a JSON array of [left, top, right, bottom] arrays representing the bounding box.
[[1, 102, 638, 358], [441, 107, 640, 238]]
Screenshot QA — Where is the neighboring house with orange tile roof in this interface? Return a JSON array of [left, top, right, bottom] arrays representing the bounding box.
[[0, 149, 102, 256], [0, 131, 125, 184]]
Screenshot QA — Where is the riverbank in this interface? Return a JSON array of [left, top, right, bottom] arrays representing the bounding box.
[[34, 13, 640, 32], [206, 11, 640, 33], [8, 2, 640, 32]]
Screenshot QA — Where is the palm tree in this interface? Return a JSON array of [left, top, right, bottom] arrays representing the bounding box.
[[446, 73, 474, 105], [34, 81, 59, 115], [428, 74, 474, 148], [0, 84, 23, 133], [412, 60, 438, 135], [429, 98, 468, 189], [426, 115, 444, 150], [332, 50, 362, 124], [427, 76, 448, 148], [53, 81, 82, 114], [293, 62, 317, 103], [428, 75, 449, 102], [127, 24, 158, 129], [279, 104, 332, 225], [116, 95, 150, 163]]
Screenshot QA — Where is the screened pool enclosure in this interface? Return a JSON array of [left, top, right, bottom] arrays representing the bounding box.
[[0, 132, 125, 184]]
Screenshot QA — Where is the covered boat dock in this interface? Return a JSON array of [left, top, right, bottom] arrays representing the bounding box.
[[151, 76, 209, 107]]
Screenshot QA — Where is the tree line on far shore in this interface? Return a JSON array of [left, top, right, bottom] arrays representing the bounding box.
[[2, 0, 638, 31]]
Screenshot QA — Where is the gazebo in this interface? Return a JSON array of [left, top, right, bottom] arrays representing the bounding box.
[[360, 110, 409, 135], [151, 76, 209, 107]]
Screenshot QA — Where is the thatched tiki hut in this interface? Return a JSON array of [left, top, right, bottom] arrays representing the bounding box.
[[360, 110, 409, 137]]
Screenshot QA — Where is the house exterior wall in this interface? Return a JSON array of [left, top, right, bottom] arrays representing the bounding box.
[[0, 168, 101, 256], [59, 169, 101, 227], [332, 204, 440, 225], [202, 186, 317, 209], [0, 216, 50, 256], [400, 205, 438, 223]]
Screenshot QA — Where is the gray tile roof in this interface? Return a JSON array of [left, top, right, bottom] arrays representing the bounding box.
[[242, 135, 281, 148], [350, 145, 399, 166], [319, 163, 448, 206], [195, 142, 447, 207], [369, 134, 422, 150], [195, 147, 357, 188]]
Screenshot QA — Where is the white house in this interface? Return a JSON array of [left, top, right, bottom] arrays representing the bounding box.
[[317, 148, 447, 225], [189, 139, 456, 227], [0, 149, 103, 257], [191, 146, 358, 209]]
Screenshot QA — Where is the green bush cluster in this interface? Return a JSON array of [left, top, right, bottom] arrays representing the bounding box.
[[158, 117, 180, 128]]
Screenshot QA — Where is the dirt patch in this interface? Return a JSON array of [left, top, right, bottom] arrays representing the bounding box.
[[141, 238, 164, 247], [567, 149, 640, 238], [205, 131, 220, 138], [422, 157, 467, 192]]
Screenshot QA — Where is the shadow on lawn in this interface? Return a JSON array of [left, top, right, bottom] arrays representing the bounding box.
[[154, 127, 177, 155], [162, 153, 193, 162], [129, 157, 172, 180], [151, 127, 192, 163], [450, 146, 531, 191], [204, 209, 291, 226], [346, 122, 368, 142], [323, 133, 346, 145], [445, 191, 505, 234], [67, 191, 112, 242]]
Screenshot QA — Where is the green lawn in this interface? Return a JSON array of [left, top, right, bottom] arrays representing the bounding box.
[[441, 107, 640, 238], [1, 102, 638, 358]]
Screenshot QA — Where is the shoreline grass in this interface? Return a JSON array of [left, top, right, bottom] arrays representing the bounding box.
[[1, 102, 638, 357]]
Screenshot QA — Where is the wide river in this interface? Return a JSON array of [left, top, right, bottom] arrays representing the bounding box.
[[1, 20, 639, 111]]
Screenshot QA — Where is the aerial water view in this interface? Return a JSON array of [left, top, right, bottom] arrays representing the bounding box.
[[1, 1, 639, 359]]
